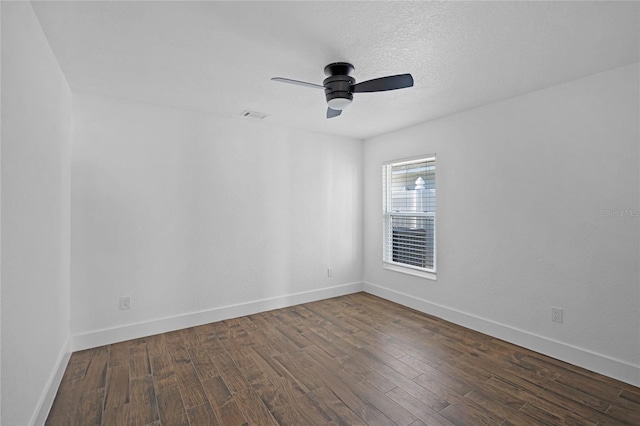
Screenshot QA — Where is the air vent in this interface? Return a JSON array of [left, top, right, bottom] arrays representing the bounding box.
[[240, 110, 268, 119]]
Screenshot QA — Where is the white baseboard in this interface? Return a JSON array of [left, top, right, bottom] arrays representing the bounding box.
[[72, 282, 363, 351], [68, 280, 638, 387], [31, 336, 72, 426], [363, 281, 640, 387]]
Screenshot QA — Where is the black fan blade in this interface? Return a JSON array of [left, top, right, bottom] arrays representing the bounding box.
[[327, 107, 342, 119], [351, 74, 413, 93], [271, 77, 324, 89]]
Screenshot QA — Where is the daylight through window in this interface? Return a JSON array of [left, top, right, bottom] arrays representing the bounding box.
[[382, 156, 436, 277]]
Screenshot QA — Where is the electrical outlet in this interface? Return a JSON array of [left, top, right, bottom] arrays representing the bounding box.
[[119, 296, 131, 310], [327, 267, 333, 277], [551, 307, 563, 323]]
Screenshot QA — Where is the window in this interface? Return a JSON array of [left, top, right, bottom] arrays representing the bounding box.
[[382, 156, 436, 279]]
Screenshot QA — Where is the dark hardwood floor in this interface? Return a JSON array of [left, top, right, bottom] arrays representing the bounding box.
[[46, 292, 640, 425]]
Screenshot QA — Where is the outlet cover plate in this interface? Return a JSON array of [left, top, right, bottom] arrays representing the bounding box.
[[119, 296, 131, 310]]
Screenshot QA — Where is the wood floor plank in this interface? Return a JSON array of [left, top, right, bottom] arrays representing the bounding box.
[[46, 368, 87, 425], [249, 316, 301, 356], [413, 367, 474, 397], [303, 302, 361, 335], [354, 402, 396, 426], [81, 348, 109, 394], [436, 356, 493, 389], [358, 346, 422, 379], [189, 347, 220, 381], [101, 403, 129, 426], [270, 404, 311, 425], [274, 322, 314, 349], [173, 363, 208, 409], [130, 343, 151, 379], [405, 339, 465, 368], [398, 353, 448, 376], [347, 374, 418, 425], [439, 397, 504, 426], [462, 348, 548, 395], [200, 375, 232, 407], [146, 333, 167, 358], [518, 391, 599, 425], [302, 327, 348, 358], [269, 374, 332, 425], [104, 365, 129, 410], [108, 341, 131, 368], [478, 375, 533, 410], [211, 400, 247, 426], [194, 327, 225, 351], [272, 352, 325, 393], [339, 354, 397, 394], [156, 386, 189, 426], [531, 386, 620, 425], [186, 402, 220, 426], [554, 367, 623, 402], [208, 349, 250, 393], [522, 351, 628, 390], [129, 376, 159, 425], [353, 329, 409, 359], [619, 387, 640, 405], [180, 328, 201, 348], [165, 331, 192, 365], [65, 349, 94, 380], [248, 344, 288, 379], [46, 293, 640, 426], [74, 388, 104, 426], [542, 376, 612, 413], [305, 363, 363, 412], [385, 386, 454, 426], [233, 387, 279, 426], [606, 399, 640, 424], [222, 343, 257, 373], [307, 386, 367, 426], [149, 353, 178, 395], [464, 388, 543, 425], [379, 368, 449, 412], [245, 372, 289, 413]]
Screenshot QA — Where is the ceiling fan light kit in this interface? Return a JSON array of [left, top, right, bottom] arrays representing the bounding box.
[[272, 62, 414, 119]]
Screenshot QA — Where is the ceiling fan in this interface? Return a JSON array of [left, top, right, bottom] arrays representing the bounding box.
[[271, 62, 414, 119]]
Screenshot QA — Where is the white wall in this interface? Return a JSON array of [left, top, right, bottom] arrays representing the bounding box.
[[1, 8, 636, 424], [363, 63, 640, 385], [71, 93, 363, 346], [1, 2, 72, 425]]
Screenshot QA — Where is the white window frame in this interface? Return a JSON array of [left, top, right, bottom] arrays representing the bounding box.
[[382, 155, 436, 280]]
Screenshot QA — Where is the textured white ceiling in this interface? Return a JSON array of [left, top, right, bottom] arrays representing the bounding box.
[[31, 1, 639, 139]]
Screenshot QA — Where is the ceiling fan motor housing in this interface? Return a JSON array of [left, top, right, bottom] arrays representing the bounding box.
[[323, 63, 356, 110], [323, 75, 355, 109]]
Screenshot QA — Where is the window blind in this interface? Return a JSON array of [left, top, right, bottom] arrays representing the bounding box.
[[383, 157, 436, 273]]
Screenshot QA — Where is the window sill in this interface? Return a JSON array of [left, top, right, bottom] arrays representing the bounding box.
[[383, 263, 437, 281]]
